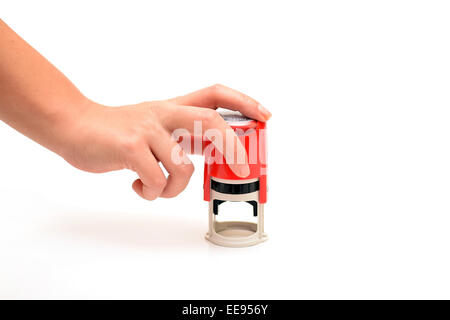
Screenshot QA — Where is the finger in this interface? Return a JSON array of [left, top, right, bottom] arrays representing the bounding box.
[[170, 84, 272, 122], [149, 132, 194, 198], [131, 149, 167, 200], [163, 106, 250, 178]]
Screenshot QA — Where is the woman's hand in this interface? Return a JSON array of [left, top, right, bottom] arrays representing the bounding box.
[[61, 85, 272, 200]]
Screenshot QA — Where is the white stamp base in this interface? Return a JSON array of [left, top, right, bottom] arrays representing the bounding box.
[[206, 177, 267, 248]]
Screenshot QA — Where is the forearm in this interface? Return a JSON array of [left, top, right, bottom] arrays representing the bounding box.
[[0, 19, 93, 155]]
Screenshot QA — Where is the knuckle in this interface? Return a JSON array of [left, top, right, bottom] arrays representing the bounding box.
[[142, 187, 159, 201], [148, 124, 163, 138], [120, 132, 143, 154], [207, 84, 225, 100], [152, 176, 167, 190], [148, 101, 169, 114], [162, 188, 180, 198], [164, 193, 177, 199], [210, 83, 224, 92], [206, 84, 226, 107], [201, 109, 220, 123], [176, 163, 195, 177], [142, 192, 158, 201]]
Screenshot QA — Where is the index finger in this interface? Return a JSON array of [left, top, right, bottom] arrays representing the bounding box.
[[170, 84, 272, 122], [163, 105, 250, 178]]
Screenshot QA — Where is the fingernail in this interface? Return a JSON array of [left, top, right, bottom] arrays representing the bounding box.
[[258, 104, 272, 121], [235, 164, 250, 178]]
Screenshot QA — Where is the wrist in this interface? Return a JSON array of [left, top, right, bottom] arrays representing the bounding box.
[[51, 97, 105, 160]]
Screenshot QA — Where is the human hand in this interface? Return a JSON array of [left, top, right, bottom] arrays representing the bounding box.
[[0, 22, 272, 201], [61, 85, 272, 200]]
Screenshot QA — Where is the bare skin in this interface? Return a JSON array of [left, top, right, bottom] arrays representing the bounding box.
[[0, 19, 271, 200]]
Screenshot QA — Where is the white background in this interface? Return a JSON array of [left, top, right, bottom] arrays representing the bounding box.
[[1, 0, 450, 299]]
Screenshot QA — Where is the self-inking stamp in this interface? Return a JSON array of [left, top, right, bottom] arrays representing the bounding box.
[[203, 111, 268, 247]]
